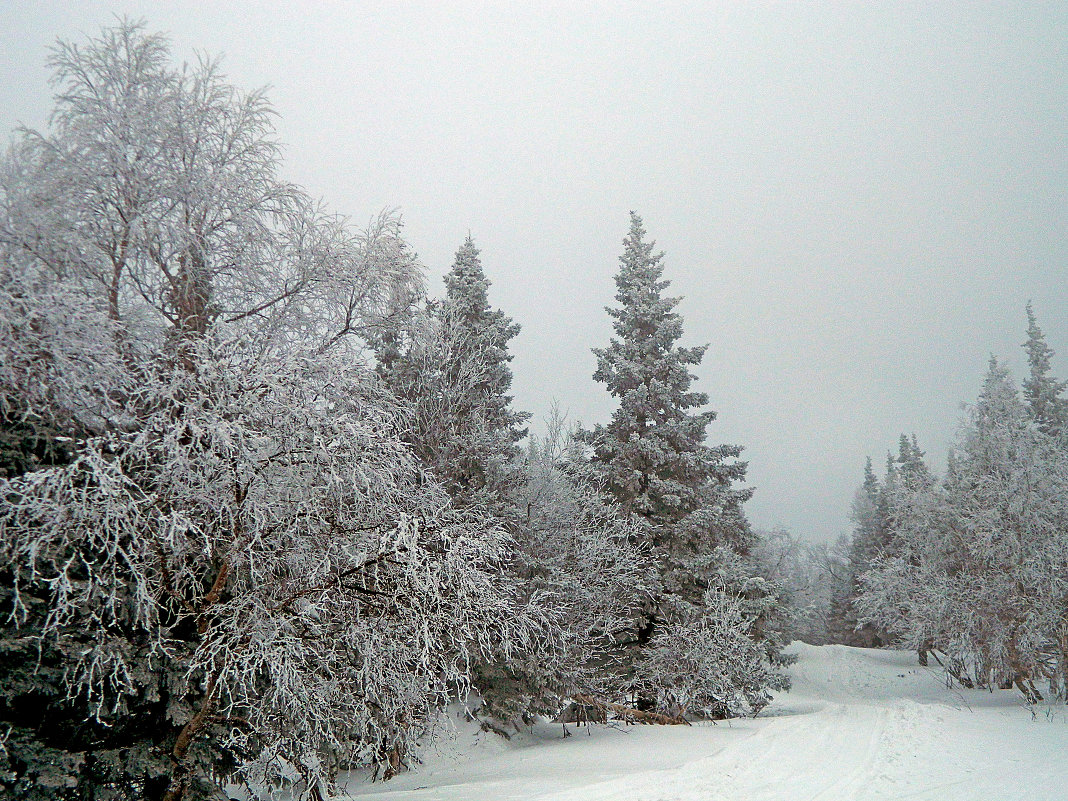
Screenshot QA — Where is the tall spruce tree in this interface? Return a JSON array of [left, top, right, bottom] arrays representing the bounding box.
[[1022, 302, 1068, 436], [582, 213, 786, 715], [583, 214, 753, 618], [583, 212, 747, 529]]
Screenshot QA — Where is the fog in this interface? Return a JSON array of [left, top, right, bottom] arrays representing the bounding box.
[[2, 1, 1066, 541]]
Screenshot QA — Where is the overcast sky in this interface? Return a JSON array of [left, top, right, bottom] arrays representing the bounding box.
[[2, 2, 1066, 541]]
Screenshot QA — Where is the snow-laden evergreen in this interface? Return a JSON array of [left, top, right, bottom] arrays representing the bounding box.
[[375, 241, 655, 729], [473, 414, 655, 725], [583, 213, 747, 527], [856, 356, 1068, 702], [1023, 301, 1068, 436], [375, 236, 530, 508], [581, 213, 787, 717]]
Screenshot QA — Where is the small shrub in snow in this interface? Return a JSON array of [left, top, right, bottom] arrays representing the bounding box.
[[634, 587, 789, 718]]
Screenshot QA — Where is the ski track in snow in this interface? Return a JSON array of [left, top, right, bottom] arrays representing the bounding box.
[[342, 644, 1068, 801]]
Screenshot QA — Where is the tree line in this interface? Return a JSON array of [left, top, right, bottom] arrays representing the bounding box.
[[0, 22, 791, 801], [829, 304, 1068, 704]]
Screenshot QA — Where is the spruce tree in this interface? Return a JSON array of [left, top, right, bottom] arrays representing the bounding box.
[[582, 213, 760, 644], [442, 236, 529, 456], [581, 215, 788, 714], [858, 359, 1068, 698], [895, 434, 933, 492], [1022, 302, 1068, 436], [583, 212, 747, 529], [376, 236, 530, 506], [837, 437, 931, 650], [835, 458, 882, 645]]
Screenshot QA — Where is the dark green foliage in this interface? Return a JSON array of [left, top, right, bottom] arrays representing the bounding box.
[[0, 435, 229, 801], [0, 413, 177, 801], [0, 402, 77, 479], [0, 589, 211, 801]]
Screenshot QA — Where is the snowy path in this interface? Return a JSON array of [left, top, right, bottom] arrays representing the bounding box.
[[343, 644, 1068, 800]]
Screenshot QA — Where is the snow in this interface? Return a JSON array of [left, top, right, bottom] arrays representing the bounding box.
[[341, 643, 1068, 800]]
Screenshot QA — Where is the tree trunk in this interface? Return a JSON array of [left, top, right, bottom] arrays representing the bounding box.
[[161, 671, 219, 801]]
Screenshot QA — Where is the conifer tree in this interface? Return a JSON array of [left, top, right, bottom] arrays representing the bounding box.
[[582, 214, 784, 716], [835, 437, 930, 649], [833, 459, 882, 645], [858, 359, 1068, 700], [1022, 302, 1068, 436], [826, 532, 857, 644], [442, 236, 529, 456], [375, 236, 530, 506], [583, 212, 747, 529]]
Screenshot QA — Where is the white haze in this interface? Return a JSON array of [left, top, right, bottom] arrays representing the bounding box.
[[2, 1, 1066, 541]]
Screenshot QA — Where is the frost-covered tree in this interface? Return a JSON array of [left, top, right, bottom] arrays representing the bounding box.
[[582, 213, 747, 528], [0, 252, 122, 478], [1, 348, 542, 798], [581, 213, 784, 714], [442, 237, 529, 450], [375, 236, 530, 507], [634, 587, 788, 718], [0, 21, 542, 800], [858, 359, 1068, 702], [825, 532, 856, 644], [831, 436, 931, 650], [0, 22, 420, 365], [1022, 302, 1068, 437], [473, 409, 654, 725], [755, 528, 835, 646], [830, 459, 887, 646]]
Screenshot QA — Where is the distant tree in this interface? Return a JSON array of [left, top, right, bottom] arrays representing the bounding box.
[[826, 532, 856, 644], [840, 458, 888, 646], [755, 528, 835, 646], [858, 359, 1068, 703], [834, 435, 932, 650], [896, 434, 933, 491]]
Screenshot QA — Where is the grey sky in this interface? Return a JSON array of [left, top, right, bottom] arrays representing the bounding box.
[[2, 2, 1066, 541]]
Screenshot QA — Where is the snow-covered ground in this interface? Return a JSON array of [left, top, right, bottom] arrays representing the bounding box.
[[341, 644, 1068, 800]]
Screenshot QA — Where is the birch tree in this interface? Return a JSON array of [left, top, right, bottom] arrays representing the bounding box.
[[0, 21, 542, 800]]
